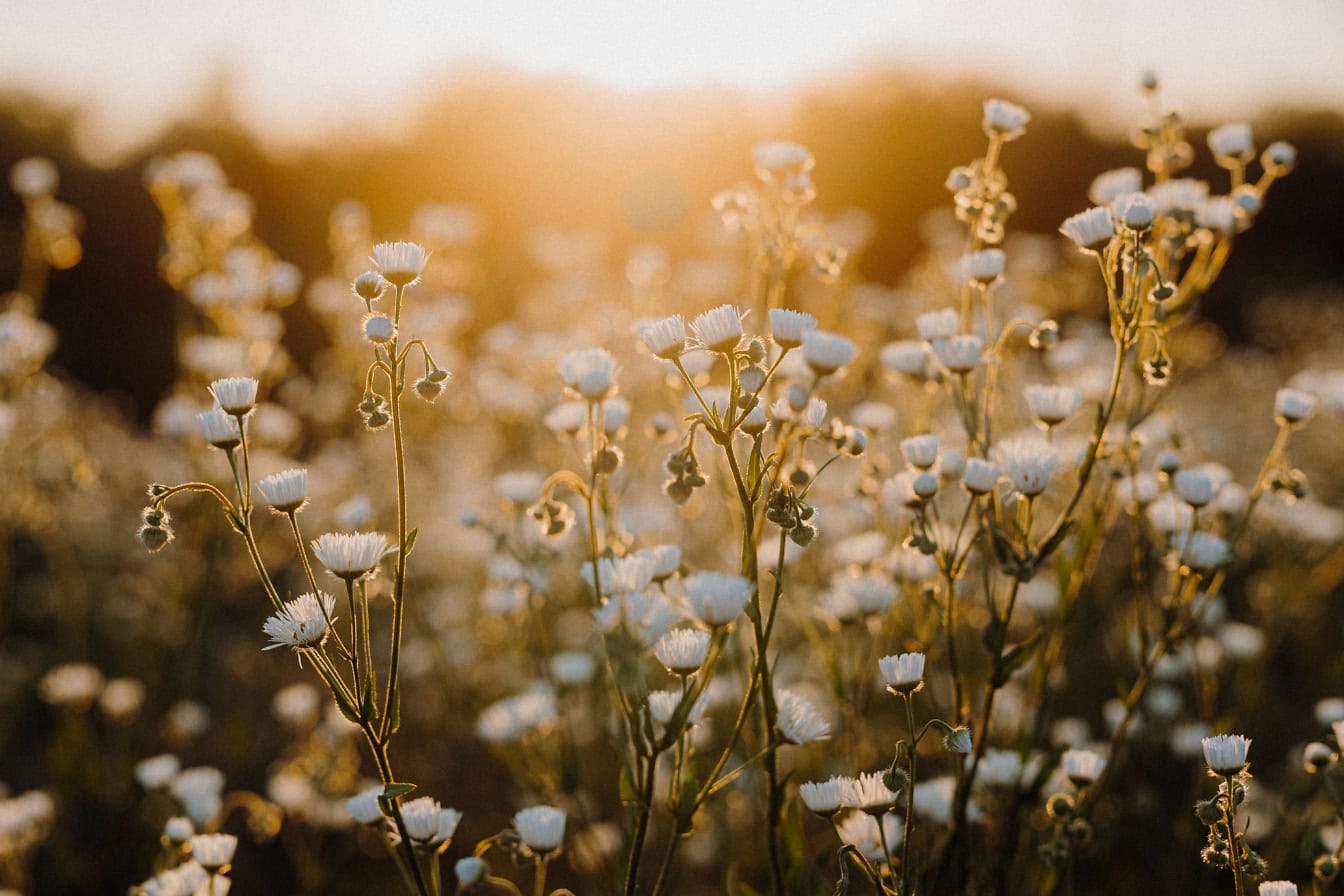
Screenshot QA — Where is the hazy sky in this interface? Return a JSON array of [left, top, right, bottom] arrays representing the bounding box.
[[6, 0, 1343, 159]]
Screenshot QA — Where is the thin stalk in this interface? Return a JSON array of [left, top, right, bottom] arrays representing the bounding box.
[[901, 694, 918, 896], [379, 284, 411, 741]]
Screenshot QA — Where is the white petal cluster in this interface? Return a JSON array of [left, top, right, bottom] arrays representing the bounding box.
[[258, 468, 308, 513], [802, 330, 857, 375], [916, 308, 959, 342], [900, 434, 939, 470], [1088, 167, 1143, 206], [400, 795, 462, 844], [1025, 384, 1083, 426], [209, 377, 259, 415], [475, 686, 558, 743], [198, 408, 242, 448], [1275, 387, 1316, 424], [799, 775, 852, 816], [311, 532, 389, 580], [559, 347, 618, 401], [189, 833, 237, 871], [768, 308, 818, 349], [690, 304, 744, 354], [880, 340, 929, 376], [653, 628, 711, 675], [775, 688, 830, 744], [849, 770, 900, 812], [683, 571, 752, 627], [1207, 122, 1254, 163], [996, 438, 1060, 497], [262, 592, 335, 651], [961, 248, 1005, 284], [346, 786, 384, 825], [931, 335, 984, 374], [637, 315, 686, 360], [878, 652, 926, 693], [963, 458, 1002, 494], [513, 805, 566, 853], [1202, 733, 1251, 775], [372, 240, 429, 286], [1059, 206, 1115, 253]]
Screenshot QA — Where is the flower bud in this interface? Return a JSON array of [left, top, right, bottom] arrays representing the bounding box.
[[354, 271, 384, 300]]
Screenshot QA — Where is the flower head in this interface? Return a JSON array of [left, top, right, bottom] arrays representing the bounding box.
[[1258, 882, 1298, 896], [775, 688, 830, 744], [262, 592, 335, 651], [637, 315, 686, 360], [654, 628, 711, 676], [189, 833, 237, 872], [996, 438, 1059, 497], [513, 805, 566, 853], [683, 571, 752, 627], [198, 408, 241, 450], [850, 770, 900, 813], [1060, 206, 1116, 253], [690, 304, 744, 354], [346, 786, 384, 825], [1275, 387, 1316, 425], [1025, 384, 1083, 427], [559, 347, 618, 401], [963, 458, 1001, 495], [311, 532, 389, 581], [802, 330, 857, 376], [878, 652, 926, 694], [1202, 733, 1251, 776], [1112, 193, 1157, 232], [258, 468, 308, 513], [1208, 123, 1254, 164], [209, 377, 258, 416], [961, 248, 1005, 284], [900, 434, 939, 470], [372, 241, 429, 287], [983, 98, 1030, 141], [799, 776, 852, 817], [401, 796, 459, 843], [769, 308, 818, 349], [916, 308, 959, 342], [931, 335, 984, 374], [1088, 167, 1143, 206]]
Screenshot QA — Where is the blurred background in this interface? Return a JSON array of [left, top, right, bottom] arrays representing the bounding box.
[[4, 2, 1344, 893], [2, 0, 1342, 419]]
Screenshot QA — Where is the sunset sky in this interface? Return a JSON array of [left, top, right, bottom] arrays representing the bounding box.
[[6, 0, 1342, 159]]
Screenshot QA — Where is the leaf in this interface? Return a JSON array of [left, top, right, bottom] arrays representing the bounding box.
[[981, 614, 1006, 655], [619, 765, 638, 805], [382, 782, 416, 800], [402, 528, 419, 557], [385, 680, 401, 735]]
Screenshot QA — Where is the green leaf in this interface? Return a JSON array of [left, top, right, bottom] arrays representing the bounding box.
[[619, 765, 637, 805], [402, 528, 418, 557], [385, 680, 401, 735], [990, 631, 1044, 688], [382, 782, 416, 800]]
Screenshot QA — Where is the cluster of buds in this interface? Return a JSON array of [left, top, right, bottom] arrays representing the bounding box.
[[137, 491, 174, 552], [766, 484, 817, 548], [945, 99, 1030, 245], [358, 391, 390, 430], [1039, 790, 1093, 867], [663, 443, 707, 505], [528, 496, 575, 538], [1194, 779, 1266, 876], [414, 367, 451, 402]]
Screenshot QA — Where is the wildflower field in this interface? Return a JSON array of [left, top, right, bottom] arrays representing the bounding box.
[[3, 56, 1344, 896]]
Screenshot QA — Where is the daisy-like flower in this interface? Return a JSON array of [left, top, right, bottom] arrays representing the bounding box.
[[513, 805, 566, 854], [690, 304, 744, 354], [915, 308, 959, 342], [769, 308, 818, 349], [634, 544, 682, 582], [1202, 733, 1251, 776], [262, 592, 335, 651], [1275, 387, 1316, 425], [1258, 883, 1298, 896], [878, 652, 926, 694], [1147, 179, 1209, 215], [802, 330, 857, 376], [198, 408, 241, 450], [1060, 748, 1106, 787], [1207, 122, 1254, 164], [637, 315, 686, 360], [135, 754, 181, 790], [963, 458, 1001, 495], [982, 98, 1030, 141], [1059, 206, 1116, 254], [1112, 193, 1157, 232], [209, 377, 258, 416], [930, 335, 984, 374], [850, 770, 900, 813], [346, 786, 384, 825], [311, 532, 389, 581], [997, 438, 1059, 497], [683, 571, 752, 627], [837, 810, 904, 864], [834, 572, 898, 616], [1088, 167, 1143, 206], [880, 340, 929, 377], [654, 628, 711, 676], [741, 405, 769, 436], [559, 347, 618, 401], [648, 689, 710, 734], [1025, 384, 1083, 427], [258, 468, 308, 513], [372, 240, 429, 287], [775, 689, 830, 744], [189, 833, 237, 872], [799, 776, 852, 818], [1197, 196, 1238, 234], [900, 434, 939, 470], [393, 798, 438, 841], [961, 248, 1005, 284]]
